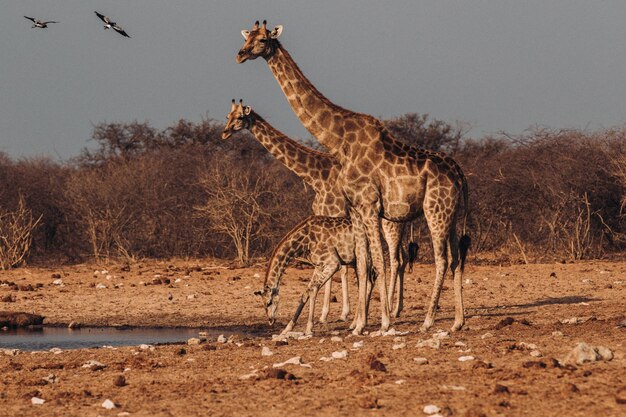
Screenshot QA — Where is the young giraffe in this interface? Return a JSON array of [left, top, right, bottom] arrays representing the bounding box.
[[222, 99, 410, 322], [236, 21, 470, 334], [255, 215, 356, 336]]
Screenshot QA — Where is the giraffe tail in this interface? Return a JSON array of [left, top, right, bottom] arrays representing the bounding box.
[[458, 168, 471, 274]]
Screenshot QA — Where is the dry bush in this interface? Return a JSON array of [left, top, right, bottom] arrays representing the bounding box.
[[0, 195, 42, 269]]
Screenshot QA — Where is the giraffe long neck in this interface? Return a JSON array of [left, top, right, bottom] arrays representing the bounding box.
[[266, 45, 350, 152], [264, 216, 312, 293], [248, 112, 333, 187]]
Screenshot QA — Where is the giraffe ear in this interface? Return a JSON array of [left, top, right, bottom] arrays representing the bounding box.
[[270, 25, 283, 39], [244, 106, 252, 116], [241, 30, 250, 40]]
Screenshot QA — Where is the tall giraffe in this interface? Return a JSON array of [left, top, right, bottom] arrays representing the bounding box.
[[255, 215, 356, 336], [222, 100, 409, 322], [236, 21, 470, 333]]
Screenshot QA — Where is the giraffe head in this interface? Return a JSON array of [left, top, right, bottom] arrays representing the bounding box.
[[236, 20, 283, 63], [222, 99, 253, 140], [254, 285, 279, 325]]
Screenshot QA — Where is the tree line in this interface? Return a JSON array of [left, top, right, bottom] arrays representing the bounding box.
[[0, 114, 624, 268]]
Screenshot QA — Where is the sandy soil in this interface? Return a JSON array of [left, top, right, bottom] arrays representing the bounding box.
[[1, 259, 625, 416]]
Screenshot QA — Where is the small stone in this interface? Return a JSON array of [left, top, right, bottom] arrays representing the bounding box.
[[552, 331, 564, 337], [395, 379, 406, 385], [563, 342, 612, 365], [494, 317, 515, 330], [187, 338, 200, 345], [52, 279, 63, 285], [423, 404, 441, 414], [494, 384, 510, 394], [454, 341, 466, 347], [368, 355, 387, 372], [49, 348, 63, 354], [113, 375, 126, 387], [331, 350, 348, 359], [139, 344, 153, 350], [616, 387, 626, 404], [187, 294, 196, 300], [530, 350, 543, 357], [31, 397, 45, 405], [416, 338, 441, 349], [458, 355, 475, 362], [42, 374, 57, 384], [595, 345, 614, 361], [414, 357, 428, 365], [253, 273, 260, 278], [352, 341, 364, 349], [217, 334, 227, 343], [261, 346, 273, 356], [480, 332, 494, 339], [330, 336, 343, 342], [95, 283, 107, 289], [82, 360, 106, 371], [392, 343, 406, 350], [102, 399, 116, 410]]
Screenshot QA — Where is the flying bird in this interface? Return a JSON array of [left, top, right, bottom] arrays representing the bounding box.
[[94, 11, 130, 38], [24, 16, 58, 29]]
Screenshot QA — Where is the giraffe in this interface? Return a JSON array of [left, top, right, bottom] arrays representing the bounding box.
[[255, 215, 356, 336], [236, 21, 471, 334], [222, 99, 411, 322]]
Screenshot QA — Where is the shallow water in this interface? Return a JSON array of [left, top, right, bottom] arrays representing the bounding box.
[[0, 327, 239, 351]]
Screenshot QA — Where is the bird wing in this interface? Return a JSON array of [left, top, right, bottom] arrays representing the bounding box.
[[113, 25, 130, 38], [94, 11, 110, 24], [43, 21, 59, 25], [24, 16, 37, 23]]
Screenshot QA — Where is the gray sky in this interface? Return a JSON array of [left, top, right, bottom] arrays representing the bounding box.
[[2, 1, 626, 159]]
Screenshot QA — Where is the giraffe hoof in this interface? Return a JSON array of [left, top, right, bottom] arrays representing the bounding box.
[[450, 321, 464, 332], [419, 321, 433, 333], [352, 327, 364, 336], [340, 315, 349, 322]]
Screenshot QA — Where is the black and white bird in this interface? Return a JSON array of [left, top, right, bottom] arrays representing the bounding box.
[[24, 16, 58, 29], [94, 11, 130, 38]]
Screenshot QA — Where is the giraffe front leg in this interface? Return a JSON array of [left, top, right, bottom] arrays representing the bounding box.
[[362, 212, 391, 332], [421, 227, 449, 333], [339, 266, 350, 321], [350, 213, 369, 335], [382, 221, 404, 318], [282, 290, 311, 335], [305, 284, 320, 336], [319, 277, 331, 323]]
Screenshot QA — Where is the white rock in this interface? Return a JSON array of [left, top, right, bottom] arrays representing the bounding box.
[[106, 275, 113, 280], [239, 371, 258, 380], [187, 338, 200, 345], [331, 350, 348, 359], [454, 341, 466, 347], [530, 350, 542, 357], [139, 344, 154, 350], [101, 270, 109, 274], [187, 294, 196, 300], [352, 341, 364, 349], [95, 283, 107, 289], [102, 399, 116, 410], [273, 356, 311, 368], [442, 385, 467, 391], [174, 278, 182, 283], [52, 279, 63, 285], [416, 338, 441, 349], [480, 332, 494, 339], [433, 330, 450, 340], [458, 355, 475, 362], [261, 346, 273, 356], [330, 336, 343, 342], [82, 359, 106, 369], [562, 343, 613, 365], [217, 334, 227, 343], [414, 357, 429, 365], [395, 379, 406, 385], [1, 348, 19, 356], [423, 404, 441, 414], [253, 273, 260, 278], [49, 348, 63, 354], [552, 331, 564, 337], [31, 397, 45, 405], [319, 356, 333, 362], [198, 331, 208, 341], [392, 343, 406, 350], [42, 374, 57, 384]]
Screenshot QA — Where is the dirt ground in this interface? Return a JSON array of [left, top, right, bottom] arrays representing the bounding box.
[[1, 258, 625, 417]]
